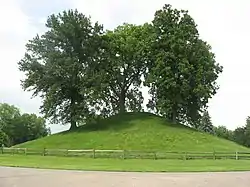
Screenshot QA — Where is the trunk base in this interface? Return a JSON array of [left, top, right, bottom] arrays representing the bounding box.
[[69, 121, 77, 131]]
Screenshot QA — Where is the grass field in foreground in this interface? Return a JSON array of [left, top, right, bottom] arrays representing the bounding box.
[[16, 112, 249, 152], [1, 155, 250, 172]]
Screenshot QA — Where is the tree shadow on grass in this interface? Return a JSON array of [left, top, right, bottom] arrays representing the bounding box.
[[62, 112, 157, 134], [61, 112, 196, 134]]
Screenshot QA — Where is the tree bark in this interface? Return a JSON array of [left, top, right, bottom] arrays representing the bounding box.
[[172, 110, 177, 123], [171, 104, 177, 123], [69, 97, 78, 130], [119, 90, 126, 113], [69, 120, 77, 130]]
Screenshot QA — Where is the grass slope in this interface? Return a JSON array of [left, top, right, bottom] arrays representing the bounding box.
[[16, 112, 248, 151]]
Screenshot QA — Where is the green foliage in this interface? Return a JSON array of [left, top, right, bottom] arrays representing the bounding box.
[[0, 103, 21, 146], [0, 103, 50, 146], [244, 117, 250, 146], [145, 4, 222, 125], [198, 111, 214, 134], [0, 130, 9, 147], [214, 126, 234, 141], [0, 103, 21, 126], [16, 113, 248, 152], [233, 116, 250, 147], [8, 113, 50, 145], [18, 9, 104, 130], [18, 5, 223, 130], [234, 127, 247, 146], [95, 23, 150, 115], [207, 116, 250, 148]]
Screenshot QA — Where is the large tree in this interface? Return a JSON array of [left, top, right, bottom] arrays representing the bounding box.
[[145, 4, 222, 124], [18, 10, 104, 130], [96, 23, 150, 115]]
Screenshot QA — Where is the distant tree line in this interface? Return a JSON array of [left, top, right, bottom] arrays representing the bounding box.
[[0, 103, 50, 147], [197, 111, 250, 148], [18, 4, 222, 130]]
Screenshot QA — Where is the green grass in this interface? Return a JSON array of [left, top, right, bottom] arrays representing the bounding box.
[[1, 155, 250, 172], [16, 112, 249, 152]]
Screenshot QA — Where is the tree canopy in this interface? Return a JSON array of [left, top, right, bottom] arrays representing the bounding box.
[[145, 4, 222, 125], [198, 110, 214, 134], [0, 103, 50, 146], [233, 116, 250, 147], [214, 126, 234, 141], [19, 4, 223, 130], [18, 10, 104, 130], [190, 108, 250, 148], [95, 23, 150, 116]]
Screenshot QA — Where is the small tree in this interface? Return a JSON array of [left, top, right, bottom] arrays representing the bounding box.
[[214, 125, 233, 141], [244, 116, 250, 147], [234, 126, 247, 146], [0, 130, 9, 147], [198, 110, 214, 134], [233, 116, 250, 147]]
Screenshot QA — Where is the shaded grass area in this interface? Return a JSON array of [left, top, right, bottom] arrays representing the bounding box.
[[1, 155, 250, 172], [16, 112, 249, 152]]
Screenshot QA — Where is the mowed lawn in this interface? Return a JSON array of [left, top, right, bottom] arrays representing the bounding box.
[[1, 155, 250, 172], [16, 113, 249, 152]]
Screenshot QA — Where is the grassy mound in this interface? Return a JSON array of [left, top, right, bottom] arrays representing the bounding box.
[[16, 112, 248, 151]]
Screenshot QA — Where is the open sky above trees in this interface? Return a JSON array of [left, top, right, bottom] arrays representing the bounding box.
[[1, 0, 250, 133]]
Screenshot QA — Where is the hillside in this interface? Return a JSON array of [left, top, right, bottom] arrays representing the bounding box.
[[16, 112, 249, 151]]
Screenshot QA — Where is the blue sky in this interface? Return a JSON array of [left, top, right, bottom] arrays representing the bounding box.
[[1, 0, 250, 133]]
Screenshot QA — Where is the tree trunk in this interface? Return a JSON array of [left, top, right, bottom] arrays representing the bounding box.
[[69, 120, 77, 130], [119, 91, 126, 113], [172, 110, 177, 123], [69, 97, 77, 130], [171, 105, 177, 123]]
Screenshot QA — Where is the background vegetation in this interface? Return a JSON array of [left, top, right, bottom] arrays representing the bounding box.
[[0, 103, 50, 147]]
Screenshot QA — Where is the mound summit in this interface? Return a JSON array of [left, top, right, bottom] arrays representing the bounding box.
[[17, 112, 248, 151]]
